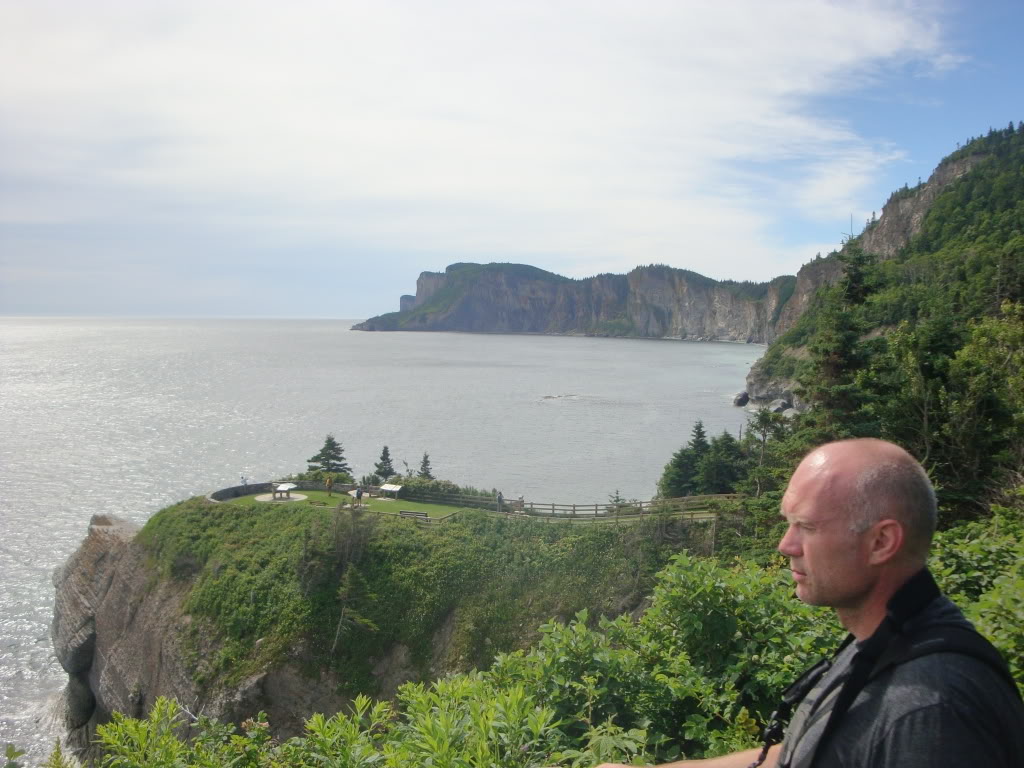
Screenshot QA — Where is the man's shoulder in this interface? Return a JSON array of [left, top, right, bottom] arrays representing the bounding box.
[[874, 595, 1019, 713], [879, 648, 1019, 708]]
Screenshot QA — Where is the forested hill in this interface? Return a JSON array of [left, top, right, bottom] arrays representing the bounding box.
[[353, 261, 800, 343], [750, 123, 1024, 515]]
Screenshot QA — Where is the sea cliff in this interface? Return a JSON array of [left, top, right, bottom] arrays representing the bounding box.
[[51, 514, 351, 761], [354, 263, 800, 344], [51, 500, 700, 762]]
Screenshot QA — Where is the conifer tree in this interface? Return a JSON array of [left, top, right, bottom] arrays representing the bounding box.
[[307, 434, 351, 475], [658, 421, 711, 498], [418, 452, 434, 480], [697, 431, 745, 494], [374, 446, 396, 480], [689, 420, 710, 459]]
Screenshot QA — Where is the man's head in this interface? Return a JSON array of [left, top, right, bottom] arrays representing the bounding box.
[[778, 439, 936, 625]]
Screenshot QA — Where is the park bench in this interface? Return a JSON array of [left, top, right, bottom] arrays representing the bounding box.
[[399, 510, 429, 519]]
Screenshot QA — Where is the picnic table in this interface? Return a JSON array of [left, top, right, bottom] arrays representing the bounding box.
[[273, 482, 298, 500]]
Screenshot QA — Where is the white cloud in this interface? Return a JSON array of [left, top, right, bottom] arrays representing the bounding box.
[[0, 0, 962, 308]]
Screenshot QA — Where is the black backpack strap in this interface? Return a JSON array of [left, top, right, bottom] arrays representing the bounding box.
[[746, 637, 854, 768], [806, 569, 1021, 767], [873, 623, 1021, 701]]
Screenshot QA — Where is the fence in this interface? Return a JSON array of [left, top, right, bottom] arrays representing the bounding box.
[[519, 494, 739, 519], [208, 481, 740, 526], [370, 493, 740, 526]]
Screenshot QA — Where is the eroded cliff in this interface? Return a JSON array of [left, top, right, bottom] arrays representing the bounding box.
[[355, 263, 799, 344], [51, 514, 352, 763], [52, 499, 689, 763]]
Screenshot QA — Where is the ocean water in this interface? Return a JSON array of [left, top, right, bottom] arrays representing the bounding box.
[[0, 317, 762, 760]]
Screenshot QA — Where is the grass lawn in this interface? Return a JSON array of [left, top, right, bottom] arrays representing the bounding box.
[[222, 490, 466, 518]]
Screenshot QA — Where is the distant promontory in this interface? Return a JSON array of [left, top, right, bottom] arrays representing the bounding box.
[[352, 262, 817, 344]]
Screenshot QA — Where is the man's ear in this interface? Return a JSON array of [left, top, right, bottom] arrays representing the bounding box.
[[867, 519, 904, 565]]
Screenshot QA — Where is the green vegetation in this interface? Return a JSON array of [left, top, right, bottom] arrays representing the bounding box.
[[84, 487, 1024, 766], [754, 125, 1024, 517], [399, 263, 571, 326], [135, 498, 708, 696], [37, 127, 1024, 767], [373, 445, 395, 481], [417, 452, 434, 479], [304, 434, 354, 484], [222, 492, 465, 518]]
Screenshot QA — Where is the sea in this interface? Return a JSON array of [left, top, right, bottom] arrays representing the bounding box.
[[0, 317, 762, 760]]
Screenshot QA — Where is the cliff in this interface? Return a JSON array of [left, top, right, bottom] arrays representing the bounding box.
[[355, 263, 799, 344], [52, 499, 699, 762], [51, 514, 351, 762], [744, 149, 992, 406]]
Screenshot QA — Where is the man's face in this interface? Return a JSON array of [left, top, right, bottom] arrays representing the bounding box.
[[777, 455, 874, 609]]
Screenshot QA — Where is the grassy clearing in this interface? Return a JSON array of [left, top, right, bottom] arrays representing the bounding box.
[[222, 491, 465, 518]]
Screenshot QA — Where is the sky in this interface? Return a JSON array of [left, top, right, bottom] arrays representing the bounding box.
[[1, 0, 1021, 319]]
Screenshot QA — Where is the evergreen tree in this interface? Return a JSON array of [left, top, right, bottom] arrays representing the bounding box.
[[307, 434, 351, 475], [689, 420, 710, 459], [658, 445, 699, 498], [418, 452, 434, 480], [374, 445, 396, 480], [657, 421, 711, 498], [697, 431, 745, 494]]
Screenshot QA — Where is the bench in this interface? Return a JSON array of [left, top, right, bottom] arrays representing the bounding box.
[[399, 510, 429, 519]]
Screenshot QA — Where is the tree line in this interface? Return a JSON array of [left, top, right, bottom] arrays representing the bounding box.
[[304, 433, 435, 485]]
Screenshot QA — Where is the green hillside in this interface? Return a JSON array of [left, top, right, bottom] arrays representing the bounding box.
[[137, 499, 711, 693], [757, 124, 1024, 516], [52, 128, 1024, 768]]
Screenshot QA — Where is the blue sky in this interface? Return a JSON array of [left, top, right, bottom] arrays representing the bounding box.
[[1, 0, 1021, 319]]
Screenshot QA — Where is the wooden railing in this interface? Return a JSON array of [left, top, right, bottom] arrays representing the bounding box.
[[520, 494, 740, 519], [375, 493, 741, 524]]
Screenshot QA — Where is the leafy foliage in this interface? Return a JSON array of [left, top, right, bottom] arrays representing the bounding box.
[[55, 484, 1024, 768], [135, 498, 701, 693]]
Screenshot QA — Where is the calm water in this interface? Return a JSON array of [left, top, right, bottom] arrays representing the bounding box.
[[0, 317, 762, 759]]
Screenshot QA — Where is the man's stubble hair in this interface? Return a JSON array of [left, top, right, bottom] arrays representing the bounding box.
[[847, 457, 937, 562]]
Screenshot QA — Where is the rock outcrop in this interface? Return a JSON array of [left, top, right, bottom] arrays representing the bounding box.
[[859, 154, 984, 260], [51, 515, 351, 763], [743, 150, 990, 406], [355, 263, 800, 344]]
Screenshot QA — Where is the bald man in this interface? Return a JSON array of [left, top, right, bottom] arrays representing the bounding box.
[[598, 438, 1023, 768]]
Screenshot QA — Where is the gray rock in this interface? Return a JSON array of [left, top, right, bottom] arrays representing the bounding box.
[[733, 391, 749, 407], [768, 399, 791, 413]]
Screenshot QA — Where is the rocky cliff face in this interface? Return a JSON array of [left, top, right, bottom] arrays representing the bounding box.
[[52, 515, 352, 763], [355, 264, 801, 344], [859, 154, 984, 260], [743, 152, 988, 406]]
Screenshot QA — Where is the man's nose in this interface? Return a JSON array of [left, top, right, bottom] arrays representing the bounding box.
[[778, 524, 801, 557]]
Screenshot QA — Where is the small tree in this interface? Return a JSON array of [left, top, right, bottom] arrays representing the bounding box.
[[418, 452, 434, 480], [374, 446, 396, 480], [657, 421, 711, 498], [307, 434, 351, 475], [697, 431, 745, 494]]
